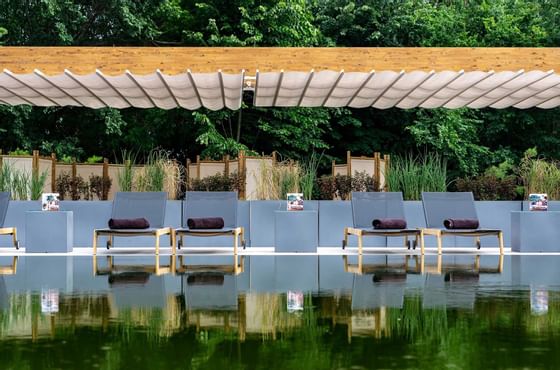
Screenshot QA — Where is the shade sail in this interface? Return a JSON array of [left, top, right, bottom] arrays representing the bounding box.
[[0, 69, 245, 110], [253, 70, 560, 109], [0, 68, 558, 109]]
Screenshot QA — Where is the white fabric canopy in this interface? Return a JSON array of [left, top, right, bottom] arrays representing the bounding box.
[[253, 70, 560, 109], [0, 69, 245, 110], [0, 69, 558, 109]]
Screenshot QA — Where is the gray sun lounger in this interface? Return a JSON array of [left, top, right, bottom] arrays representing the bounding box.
[[421, 192, 504, 254], [0, 192, 18, 249], [343, 192, 424, 254], [92, 192, 175, 255], [176, 191, 245, 253]]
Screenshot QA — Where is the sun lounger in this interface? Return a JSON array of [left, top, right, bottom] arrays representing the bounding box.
[[176, 191, 245, 254], [92, 192, 175, 255], [0, 192, 18, 249], [343, 192, 424, 254], [421, 192, 504, 254]]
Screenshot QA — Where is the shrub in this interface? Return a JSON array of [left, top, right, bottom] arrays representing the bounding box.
[[89, 174, 112, 200], [188, 172, 242, 192], [455, 175, 519, 200], [56, 172, 86, 200], [316, 175, 336, 200]]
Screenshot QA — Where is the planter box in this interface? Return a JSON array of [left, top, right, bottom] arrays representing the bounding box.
[[511, 211, 560, 252], [25, 211, 73, 253], [274, 210, 318, 252]]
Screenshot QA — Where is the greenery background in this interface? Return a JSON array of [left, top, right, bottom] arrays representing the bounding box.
[[0, 0, 559, 180]]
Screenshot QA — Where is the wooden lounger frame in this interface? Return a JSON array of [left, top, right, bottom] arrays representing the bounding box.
[[176, 254, 245, 275], [93, 255, 176, 276], [0, 227, 19, 249], [176, 227, 245, 254], [343, 227, 425, 254], [422, 228, 504, 255], [92, 227, 176, 255]]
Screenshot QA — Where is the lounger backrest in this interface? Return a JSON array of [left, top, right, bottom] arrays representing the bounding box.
[[112, 192, 167, 228], [422, 192, 478, 228], [0, 192, 9, 227], [184, 191, 238, 228], [351, 192, 405, 229]]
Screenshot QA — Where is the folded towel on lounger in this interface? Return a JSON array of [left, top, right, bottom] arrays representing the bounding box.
[[443, 218, 479, 229], [108, 218, 150, 229], [372, 218, 407, 229], [187, 217, 224, 229]]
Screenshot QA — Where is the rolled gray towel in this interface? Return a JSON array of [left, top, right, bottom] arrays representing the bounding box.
[[372, 218, 407, 229], [108, 218, 150, 229], [187, 217, 224, 229], [443, 218, 479, 229]]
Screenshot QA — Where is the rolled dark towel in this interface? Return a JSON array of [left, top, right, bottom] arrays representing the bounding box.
[[108, 218, 150, 229], [187, 273, 225, 286], [372, 218, 407, 229], [187, 217, 224, 229], [444, 271, 479, 283], [443, 218, 479, 229], [372, 271, 407, 283], [108, 272, 150, 286]]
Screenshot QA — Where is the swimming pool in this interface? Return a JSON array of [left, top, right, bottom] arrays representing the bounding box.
[[1, 254, 559, 369]]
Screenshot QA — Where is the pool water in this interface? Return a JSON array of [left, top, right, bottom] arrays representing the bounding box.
[[1, 254, 560, 369]]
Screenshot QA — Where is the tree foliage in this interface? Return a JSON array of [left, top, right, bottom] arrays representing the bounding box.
[[0, 0, 559, 177]]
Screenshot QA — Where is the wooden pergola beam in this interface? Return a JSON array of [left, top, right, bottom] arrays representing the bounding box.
[[0, 47, 558, 75]]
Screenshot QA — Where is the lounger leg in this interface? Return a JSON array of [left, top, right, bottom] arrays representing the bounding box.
[[12, 229, 18, 249], [498, 231, 504, 255], [475, 236, 481, 249], [358, 233, 363, 255], [419, 230, 425, 255], [404, 235, 409, 249], [155, 234, 160, 255], [170, 230, 176, 255], [93, 231, 98, 255], [343, 227, 349, 249], [241, 228, 246, 249], [234, 230, 239, 255], [436, 233, 442, 255]]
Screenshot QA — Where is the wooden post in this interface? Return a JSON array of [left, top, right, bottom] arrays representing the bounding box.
[[102, 158, 109, 200], [238, 150, 246, 200], [196, 155, 201, 180], [383, 154, 390, 191], [224, 154, 230, 176], [346, 150, 351, 177], [331, 160, 335, 177], [374, 152, 381, 191], [32, 150, 39, 175], [51, 153, 56, 192], [0, 149, 3, 169], [272, 151, 277, 164], [71, 159, 77, 179]]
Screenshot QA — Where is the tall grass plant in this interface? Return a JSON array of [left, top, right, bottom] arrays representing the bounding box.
[[386, 153, 447, 200], [519, 150, 560, 200]]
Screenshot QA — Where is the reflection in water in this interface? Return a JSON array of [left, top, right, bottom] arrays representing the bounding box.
[[0, 255, 559, 369]]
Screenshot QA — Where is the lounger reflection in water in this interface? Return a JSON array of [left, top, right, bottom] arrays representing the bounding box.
[[422, 255, 504, 310], [93, 255, 176, 277], [343, 192, 424, 254], [176, 192, 245, 253], [421, 192, 504, 254], [92, 192, 175, 255], [178, 255, 245, 313]]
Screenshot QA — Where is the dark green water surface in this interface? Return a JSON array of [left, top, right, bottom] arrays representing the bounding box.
[[1, 254, 560, 369]]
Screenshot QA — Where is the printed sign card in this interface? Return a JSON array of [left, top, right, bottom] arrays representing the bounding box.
[[529, 193, 548, 211], [287, 193, 304, 211], [41, 193, 60, 211]]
